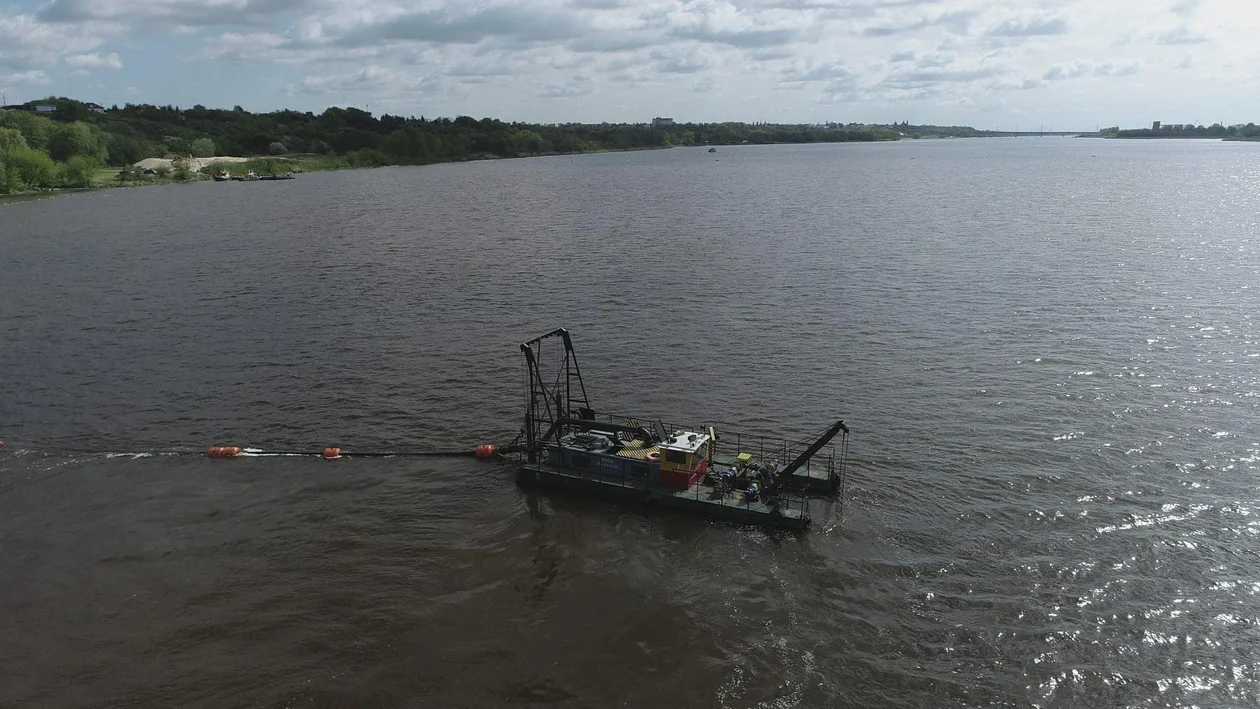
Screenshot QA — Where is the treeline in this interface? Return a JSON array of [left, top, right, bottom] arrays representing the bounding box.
[[93, 99, 913, 162], [0, 110, 109, 193], [1100, 123, 1260, 139], [2, 95, 1015, 193]]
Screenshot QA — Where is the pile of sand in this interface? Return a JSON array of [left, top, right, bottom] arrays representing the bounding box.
[[132, 156, 260, 171]]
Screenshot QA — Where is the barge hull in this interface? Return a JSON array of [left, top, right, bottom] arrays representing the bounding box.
[[518, 463, 809, 531]]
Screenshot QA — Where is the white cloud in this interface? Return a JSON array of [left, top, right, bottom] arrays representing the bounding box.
[[65, 52, 124, 70], [2, 0, 1260, 127], [38, 0, 321, 28], [1, 70, 51, 86], [292, 64, 445, 97], [0, 10, 116, 70], [985, 16, 1069, 38], [1156, 25, 1208, 45]]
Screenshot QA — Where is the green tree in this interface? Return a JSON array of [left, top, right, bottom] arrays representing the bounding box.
[[190, 137, 216, 157], [107, 133, 145, 166], [0, 127, 29, 153], [7, 148, 57, 189], [0, 154, 22, 194], [60, 156, 96, 188], [173, 162, 192, 181], [48, 122, 108, 164], [0, 110, 53, 150], [155, 165, 171, 178], [162, 136, 189, 156]]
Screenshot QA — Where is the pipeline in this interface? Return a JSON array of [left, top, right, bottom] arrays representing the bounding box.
[[0, 441, 523, 460], [205, 444, 525, 459]]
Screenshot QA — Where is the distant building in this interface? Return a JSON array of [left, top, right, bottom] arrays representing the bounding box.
[[85, 102, 106, 113], [652, 117, 675, 127], [2, 102, 56, 113], [1152, 121, 1161, 131]]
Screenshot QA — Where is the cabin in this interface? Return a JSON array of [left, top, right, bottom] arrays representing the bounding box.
[[656, 430, 711, 488]]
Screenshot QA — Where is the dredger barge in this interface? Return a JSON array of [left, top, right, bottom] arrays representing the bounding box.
[[513, 329, 849, 531]]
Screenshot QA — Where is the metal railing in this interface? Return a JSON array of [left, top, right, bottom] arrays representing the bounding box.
[[531, 444, 812, 521]]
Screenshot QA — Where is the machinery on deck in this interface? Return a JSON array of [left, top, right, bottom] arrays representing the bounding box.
[[514, 328, 850, 530]]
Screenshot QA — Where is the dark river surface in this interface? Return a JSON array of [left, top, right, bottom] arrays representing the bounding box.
[[3, 138, 1260, 708]]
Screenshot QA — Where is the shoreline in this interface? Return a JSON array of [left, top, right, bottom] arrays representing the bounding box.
[[1102, 136, 1260, 142], [13, 133, 1245, 204], [1, 145, 681, 202]]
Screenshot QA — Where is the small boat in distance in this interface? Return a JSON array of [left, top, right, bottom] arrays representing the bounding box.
[[213, 172, 231, 182], [259, 173, 295, 181], [708, 147, 717, 153], [242, 171, 260, 182]]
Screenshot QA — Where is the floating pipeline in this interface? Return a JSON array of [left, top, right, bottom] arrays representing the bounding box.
[[0, 442, 521, 459], [205, 444, 522, 459]]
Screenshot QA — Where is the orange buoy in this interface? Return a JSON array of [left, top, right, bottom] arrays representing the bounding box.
[[475, 444, 496, 458], [322, 447, 342, 459], [0, 441, 5, 449], [207, 446, 242, 458]]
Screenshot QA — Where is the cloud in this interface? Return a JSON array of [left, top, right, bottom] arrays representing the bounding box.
[[672, 25, 800, 48], [1170, 0, 1199, 16], [747, 47, 794, 61], [0, 0, 1254, 130], [985, 17, 1069, 37], [652, 48, 710, 73], [293, 65, 444, 96], [1093, 60, 1141, 76], [1041, 62, 1091, 81], [781, 60, 854, 84], [885, 66, 1005, 85], [333, 6, 586, 48], [540, 78, 593, 97], [64, 52, 124, 70], [664, 2, 812, 48], [0, 10, 114, 70], [1, 70, 50, 86], [38, 0, 317, 28], [1039, 60, 1143, 81], [861, 10, 973, 37], [1157, 25, 1208, 44], [916, 52, 953, 68]]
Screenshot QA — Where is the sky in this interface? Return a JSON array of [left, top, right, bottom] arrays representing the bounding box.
[[1, 0, 1258, 129]]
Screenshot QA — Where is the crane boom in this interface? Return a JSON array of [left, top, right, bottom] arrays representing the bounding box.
[[777, 419, 848, 478]]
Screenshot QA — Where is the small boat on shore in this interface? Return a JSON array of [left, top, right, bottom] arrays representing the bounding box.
[[242, 171, 259, 182], [512, 329, 850, 531], [213, 172, 231, 182], [259, 173, 295, 181]]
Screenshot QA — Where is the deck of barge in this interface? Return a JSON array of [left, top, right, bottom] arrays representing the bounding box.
[[709, 452, 837, 493], [518, 462, 809, 530]]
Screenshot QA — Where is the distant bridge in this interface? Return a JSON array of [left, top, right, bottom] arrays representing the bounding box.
[[983, 131, 1086, 137]]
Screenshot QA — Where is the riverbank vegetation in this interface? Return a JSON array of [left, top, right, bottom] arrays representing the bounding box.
[[1096, 123, 1260, 139], [2, 95, 1028, 194]]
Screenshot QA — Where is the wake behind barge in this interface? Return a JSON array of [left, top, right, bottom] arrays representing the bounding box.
[[513, 329, 850, 531]]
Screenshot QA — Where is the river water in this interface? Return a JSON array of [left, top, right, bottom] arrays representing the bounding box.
[[3, 138, 1260, 708]]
